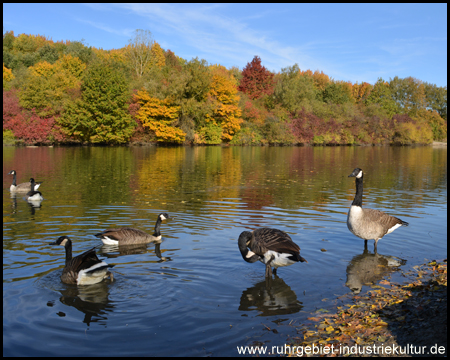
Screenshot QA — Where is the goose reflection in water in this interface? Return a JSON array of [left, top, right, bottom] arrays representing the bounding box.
[[100, 241, 172, 263], [238, 276, 303, 316], [345, 246, 406, 294], [52, 282, 115, 326], [9, 193, 18, 214], [27, 197, 42, 215]]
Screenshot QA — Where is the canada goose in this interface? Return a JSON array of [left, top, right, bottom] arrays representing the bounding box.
[[8, 170, 41, 192], [347, 168, 409, 250], [238, 228, 307, 277], [49, 236, 114, 285], [26, 178, 43, 201], [95, 213, 170, 245]]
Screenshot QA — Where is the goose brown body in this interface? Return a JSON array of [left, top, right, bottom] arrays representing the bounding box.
[[238, 228, 307, 277], [95, 213, 170, 245], [8, 170, 41, 192], [347, 168, 408, 249], [50, 236, 114, 285]]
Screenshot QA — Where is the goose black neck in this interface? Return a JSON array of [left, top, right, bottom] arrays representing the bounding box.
[[64, 241, 73, 264], [30, 179, 35, 192], [153, 217, 162, 237], [11, 173, 17, 186], [238, 232, 259, 263], [352, 176, 363, 207]]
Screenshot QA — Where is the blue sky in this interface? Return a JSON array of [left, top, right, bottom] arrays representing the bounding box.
[[3, 3, 447, 87]]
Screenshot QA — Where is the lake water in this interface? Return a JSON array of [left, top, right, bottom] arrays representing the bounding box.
[[3, 145, 447, 356]]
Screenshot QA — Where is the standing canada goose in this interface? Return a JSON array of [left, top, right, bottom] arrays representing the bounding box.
[[95, 213, 170, 245], [238, 228, 307, 277], [50, 236, 114, 285], [8, 170, 41, 192], [26, 178, 43, 201], [347, 168, 409, 250]]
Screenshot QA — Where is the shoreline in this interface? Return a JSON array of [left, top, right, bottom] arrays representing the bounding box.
[[287, 260, 447, 357], [3, 141, 447, 148]]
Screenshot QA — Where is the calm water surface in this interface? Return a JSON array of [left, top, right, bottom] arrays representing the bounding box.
[[3, 146, 447, 356]]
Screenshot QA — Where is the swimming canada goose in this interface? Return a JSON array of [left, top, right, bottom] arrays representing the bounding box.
[[49, 236, 114, 285], [8, 170, 41, 192], [26, 178, 43, 201], [94, 213, 170, 245], [347, 168, 409, 250], [238, 228, 307, 277]]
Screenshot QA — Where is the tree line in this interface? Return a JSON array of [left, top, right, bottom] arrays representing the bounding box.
[[3, 29, 447, 146]]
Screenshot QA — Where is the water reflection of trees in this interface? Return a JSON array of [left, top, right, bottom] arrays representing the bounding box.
[[238, 276, 303, 316], [345, 248, 406, 294], [3, 146, 447, 229]]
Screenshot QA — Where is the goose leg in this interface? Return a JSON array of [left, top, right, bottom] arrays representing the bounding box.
[[265, 254, 275, 278], [265, 264, 272, 277], [374, 239, 379, 253], [273, 268, 278, 276]]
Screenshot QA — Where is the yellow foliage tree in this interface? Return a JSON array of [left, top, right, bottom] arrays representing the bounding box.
[[19, 55, 84, 116], [13, 33, 48, 53], [206, 65, 243, 141], [3, 63, 15, 87], [150, 42, 166, 69], [91, 47, 127, 64], [311, 70, 331, 92], [30, 61, 56, 78], [134, 89, 185, 143], [54, 54, 86, 79]]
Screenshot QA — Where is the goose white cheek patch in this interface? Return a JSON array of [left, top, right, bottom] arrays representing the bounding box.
[[246, 250, 256, 258]]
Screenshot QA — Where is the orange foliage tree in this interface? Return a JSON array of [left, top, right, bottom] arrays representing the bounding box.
[[351, 82, 373, 103], [134, 89, 185, 143], [311, 70, 331, 92]]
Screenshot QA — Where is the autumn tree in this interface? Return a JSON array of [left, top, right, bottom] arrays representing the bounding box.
[[63, 40, 93, 64], [19, 54, 85, 117], [351, 82, 373, 103], [389, 76, 427, 116], [178, 58, 213, 141], [322, 81, 353, 104], [126, 29, 154, 78], [311, 70, 331, 92], [37, 43, 60, 64], [3, 63, 15, 89], [204, 65, 243, 142], [134, 89, 185, 143], [273, 64, 318, 113], [3, 88, 66, 145], [424, 82, 447, 121], [238, 56, 274, 100], [150, 42, 165, 69], [58, 59, 135, 143], [364, 78, 399, 119]]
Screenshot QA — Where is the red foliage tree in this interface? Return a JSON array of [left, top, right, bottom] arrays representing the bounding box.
[[238, 56, 274, 100], [3, 89, 66, 144], [290, 108, 341, 144]]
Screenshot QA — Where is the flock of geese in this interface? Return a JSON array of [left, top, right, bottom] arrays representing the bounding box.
[[8, 167, 409, 286]]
